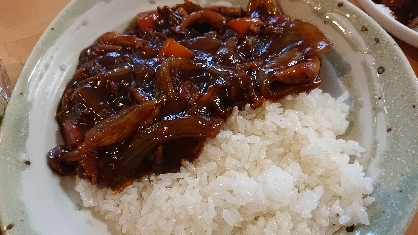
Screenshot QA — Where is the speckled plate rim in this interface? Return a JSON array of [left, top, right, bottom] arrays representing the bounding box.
[[0, 97, 5, 126], [358, 0, 418, 48], [0, 0, 418, 234]]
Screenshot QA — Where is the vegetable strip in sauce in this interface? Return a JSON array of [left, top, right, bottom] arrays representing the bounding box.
[[47, 0, 332, 192]]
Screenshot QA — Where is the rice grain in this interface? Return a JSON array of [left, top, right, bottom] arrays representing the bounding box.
[[75, 88, 374, 234]]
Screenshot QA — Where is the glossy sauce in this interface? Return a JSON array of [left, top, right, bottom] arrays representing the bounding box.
[[47, 0, 332, 192]]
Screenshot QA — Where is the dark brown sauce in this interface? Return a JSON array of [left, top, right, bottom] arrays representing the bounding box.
[[47, 0, 332, 192], [372, 0, 418, 28]]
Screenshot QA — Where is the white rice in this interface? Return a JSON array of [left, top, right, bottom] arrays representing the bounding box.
[[75, 88, 374, 235]]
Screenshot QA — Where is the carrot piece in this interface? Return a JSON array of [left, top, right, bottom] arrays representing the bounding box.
[[227, 17, 259, 37], [159, 38, 195, 59], [137, 11, 157, 33]]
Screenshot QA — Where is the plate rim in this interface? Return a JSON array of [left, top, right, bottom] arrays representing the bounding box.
[[357, 0, 418, 48], [1, 0, 418, 234]]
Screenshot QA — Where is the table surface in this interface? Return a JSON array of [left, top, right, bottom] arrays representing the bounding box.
[[0, 0, 417, 234]]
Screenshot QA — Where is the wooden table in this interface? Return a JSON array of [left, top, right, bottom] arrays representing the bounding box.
[[0, 0, 417, 234]]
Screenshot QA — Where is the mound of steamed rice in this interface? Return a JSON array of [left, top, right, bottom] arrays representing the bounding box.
[[75, 88, 374, 235]]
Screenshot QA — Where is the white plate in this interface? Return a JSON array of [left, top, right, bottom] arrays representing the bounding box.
[[358, 0, 418, 48], [1, 0, 418, 234]]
